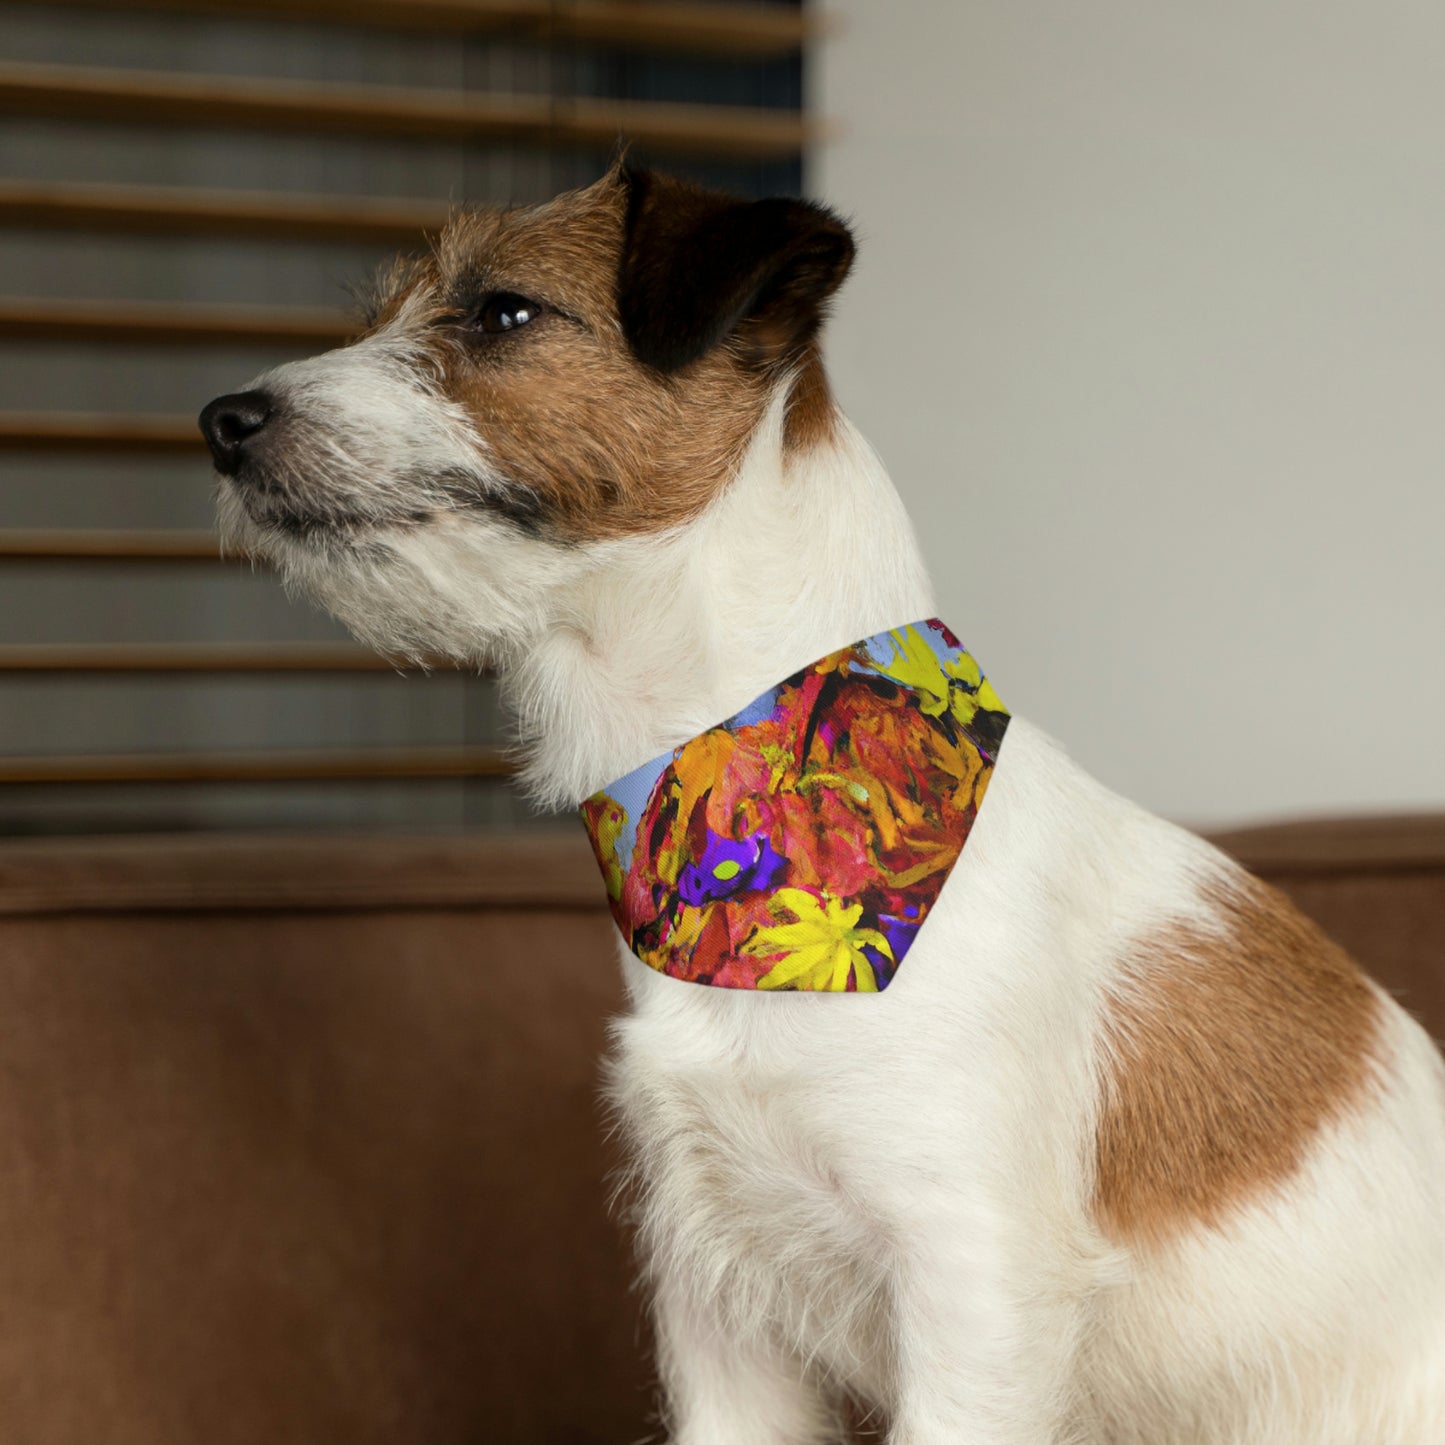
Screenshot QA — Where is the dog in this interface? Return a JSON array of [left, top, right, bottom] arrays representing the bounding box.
[[200, 164, 1445, 1443]]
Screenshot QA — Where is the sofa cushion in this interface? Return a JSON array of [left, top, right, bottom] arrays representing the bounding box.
[[0, 819, 1439, 1442]]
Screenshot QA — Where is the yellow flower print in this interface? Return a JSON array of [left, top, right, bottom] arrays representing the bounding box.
[[580, 796, 628, 903], [945, 648, 982, 691], [944, 650, 1004, 728], [873, 627, 952, 716], [870, 624, 1006, 728], [978, 678, 1003, 712], [742, 887, 893, 992]]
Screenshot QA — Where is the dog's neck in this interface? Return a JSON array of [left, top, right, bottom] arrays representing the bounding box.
[[505, 391, 937, 810]]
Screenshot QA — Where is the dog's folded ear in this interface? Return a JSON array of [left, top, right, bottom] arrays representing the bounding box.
[[618, 167, 855, 376]]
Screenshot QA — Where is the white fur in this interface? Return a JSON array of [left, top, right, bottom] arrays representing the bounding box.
[[222, 354, 1445, 1443]]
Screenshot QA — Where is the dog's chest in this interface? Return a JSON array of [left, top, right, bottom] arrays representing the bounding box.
[[611, 998, 893, 1388]]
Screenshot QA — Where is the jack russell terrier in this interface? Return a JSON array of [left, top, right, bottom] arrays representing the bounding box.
[[200, 164, 1445, 1444]]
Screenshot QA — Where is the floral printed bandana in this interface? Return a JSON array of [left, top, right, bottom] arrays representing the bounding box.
[[580, 621, 1009, 993]]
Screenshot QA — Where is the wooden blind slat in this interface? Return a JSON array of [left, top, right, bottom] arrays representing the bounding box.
[[563, 0, 815, 57], [0, 180, 449, 244], [0, 15, 808, 819], [21, 0, 815, 58], [0, 62, 817, 161], [0, 746, 512, 784], [0, 297, 353, 348], [0, 530, 227, 561], [0, 412, 201, 452]]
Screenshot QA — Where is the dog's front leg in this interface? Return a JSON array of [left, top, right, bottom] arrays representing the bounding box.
[[654, 1274, 842, 1445], [885, 1226, 1088, 1445]]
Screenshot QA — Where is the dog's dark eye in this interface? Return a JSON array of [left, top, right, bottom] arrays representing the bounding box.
[[474, 292, 542, 335]]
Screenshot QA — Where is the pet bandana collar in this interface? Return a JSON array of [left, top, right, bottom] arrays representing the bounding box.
[[580, 620, 1009, 993]]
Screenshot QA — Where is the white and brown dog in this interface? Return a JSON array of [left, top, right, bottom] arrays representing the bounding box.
[[201, 166, 1445, 1443]]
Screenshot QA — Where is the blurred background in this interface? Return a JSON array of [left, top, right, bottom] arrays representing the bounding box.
[[0, 4, 1441, 1443], [817, 1, 1445, 829], [3, 1, 1441, 840], [0, 0, 803, 837]]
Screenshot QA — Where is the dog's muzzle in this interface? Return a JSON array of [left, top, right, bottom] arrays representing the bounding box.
[[199, 390, 274, 476]]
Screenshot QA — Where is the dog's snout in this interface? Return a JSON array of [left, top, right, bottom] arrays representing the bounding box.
[[199, 390, 273, 475]]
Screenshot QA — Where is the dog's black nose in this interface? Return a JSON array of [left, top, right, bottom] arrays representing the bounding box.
[[199, 390, 273, 475]]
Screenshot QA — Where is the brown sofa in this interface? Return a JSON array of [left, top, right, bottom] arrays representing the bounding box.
[[0, 819, 1439, 1443]]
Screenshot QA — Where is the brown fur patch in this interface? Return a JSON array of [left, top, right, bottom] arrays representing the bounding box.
[[370, 177, 767, 540], [1094, 873, 1382, 1246], [364, 171, 844, 541], [782, 341, 839, 453]]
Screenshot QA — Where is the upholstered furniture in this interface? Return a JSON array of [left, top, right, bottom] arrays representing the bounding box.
[[0, 819, 1438, 1442]]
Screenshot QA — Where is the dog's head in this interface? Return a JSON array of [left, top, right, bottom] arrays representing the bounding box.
[[199, 166, 854, 662]]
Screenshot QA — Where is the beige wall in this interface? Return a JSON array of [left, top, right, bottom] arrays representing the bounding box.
[[813, 2, 1445, 827]]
